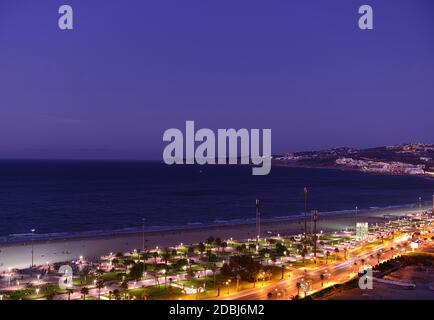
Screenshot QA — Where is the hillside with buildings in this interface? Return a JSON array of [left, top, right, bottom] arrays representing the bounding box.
[[273, 143, 434, 177]]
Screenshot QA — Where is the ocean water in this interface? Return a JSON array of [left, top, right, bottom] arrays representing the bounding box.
[[0, 160, 433, 240]]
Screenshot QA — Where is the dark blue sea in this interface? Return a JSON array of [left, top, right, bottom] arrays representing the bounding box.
[[0, 160, 433, 240]]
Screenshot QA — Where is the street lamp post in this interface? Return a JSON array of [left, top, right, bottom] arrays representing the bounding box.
[[304, 187, 308, 252], [142, 218, 146, 253], [355, 206, 358, 225], [255, 199, 260, 248], [31, 229, 35, 268], [313, 210, 318, 263]]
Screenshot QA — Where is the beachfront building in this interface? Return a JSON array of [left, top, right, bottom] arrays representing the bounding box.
[[335, 157, 427, 175], [356, 222, 369, 240]]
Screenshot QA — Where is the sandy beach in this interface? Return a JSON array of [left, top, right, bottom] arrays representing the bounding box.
[[0, 205, 430, 272]]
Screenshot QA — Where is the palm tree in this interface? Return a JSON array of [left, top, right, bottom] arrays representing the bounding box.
[[96, 268, 104, 280], [205, 250, 213, 263], [153, 251, 159, 266], [198, 242, 206, 256], [113, 289, 121, 300], [296, 282, 301, 297], [163, 268, 168, 289], [142, 250, 151, 270], [220, 242, 228, 253], [237, 244, 246, 254], [80, 287, 89, 300], [301, 248, 307, 264], [66, 288, 74, 300], [248, 243, 256, 253], [162, 249, 171, 265], [206, 236, 215, 245], [376, 252, 381, 264], [325, 251, 330, 264], [215, 237, 222, 252], [334, 247, 339, 261], [96, 280, 104, 300], [120, 280, 129, 300], [187, 246, 195, 270]]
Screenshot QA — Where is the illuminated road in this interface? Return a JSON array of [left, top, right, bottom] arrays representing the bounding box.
[[215, 241, 408, 300]]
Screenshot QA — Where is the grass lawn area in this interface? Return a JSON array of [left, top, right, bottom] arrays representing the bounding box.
[[175, 276, 216, 289], [128, 285, 184, 300], [2, 283, 66, 300], [73, 275, 95, 286], [99, 271, 121, 282], [191, 265, 208, 272]]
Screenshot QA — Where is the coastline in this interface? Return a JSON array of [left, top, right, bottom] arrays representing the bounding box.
[[0, 204, 430, 272], [272, 161, 434, 180]]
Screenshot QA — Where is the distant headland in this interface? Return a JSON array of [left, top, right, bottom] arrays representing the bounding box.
[[273, 143, 434, 178]]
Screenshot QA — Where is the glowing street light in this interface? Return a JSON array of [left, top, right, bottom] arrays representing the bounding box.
[[225, 280, 231, 295], [410, 242, 418, 252]]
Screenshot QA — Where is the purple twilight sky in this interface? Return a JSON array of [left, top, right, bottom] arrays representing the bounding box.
[[0, 0, 433, 160]]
